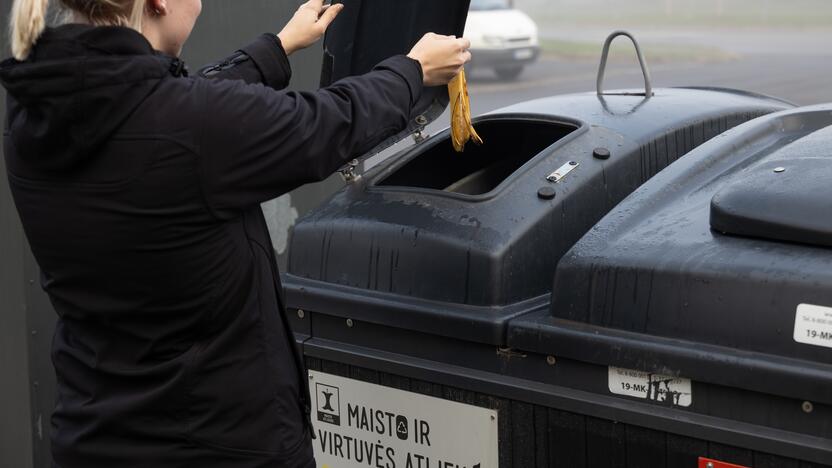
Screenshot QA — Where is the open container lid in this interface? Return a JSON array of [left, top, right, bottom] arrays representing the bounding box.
[[320, 0, 471, 158]]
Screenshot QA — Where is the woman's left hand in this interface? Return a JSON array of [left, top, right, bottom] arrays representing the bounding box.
[[277, 0, 344, 55]]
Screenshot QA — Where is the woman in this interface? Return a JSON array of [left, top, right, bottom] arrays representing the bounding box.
[[2, 0, 471, 466]]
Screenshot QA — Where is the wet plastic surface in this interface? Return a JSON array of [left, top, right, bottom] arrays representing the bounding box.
[[287, 88, 792, 329], [284, 92, 832, 466], [502, 105, 832, 460]]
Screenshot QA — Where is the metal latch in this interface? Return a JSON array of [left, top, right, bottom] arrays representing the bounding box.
[[547, 161, 580, 183], [413, 129, 430, 144], [496, 347, 527, 359], [413, 114, 430, 144], [338, 159, 361, 183]]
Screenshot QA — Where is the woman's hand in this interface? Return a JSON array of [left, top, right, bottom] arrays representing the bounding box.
[[277, 0, 344, 55], [407, 33, 472, 87]]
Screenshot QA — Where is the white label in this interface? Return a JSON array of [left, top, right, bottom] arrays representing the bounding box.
[[794, 303, 832, 349], [309, 370, 498, 468], [608, 367, 692, 407]]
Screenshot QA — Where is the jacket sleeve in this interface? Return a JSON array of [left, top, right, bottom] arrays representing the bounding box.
[[196, 54, 424, 220], [198, 34, 292, 90]]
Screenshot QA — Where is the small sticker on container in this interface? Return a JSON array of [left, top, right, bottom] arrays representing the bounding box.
[[698, 457, 750, 468], [608, 367, 692, 407], [794, 303, 832, 349]]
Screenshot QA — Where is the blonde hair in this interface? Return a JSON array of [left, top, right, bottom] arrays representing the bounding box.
[[10, 0, 147, 60]]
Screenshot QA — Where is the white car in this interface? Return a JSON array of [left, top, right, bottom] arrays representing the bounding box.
[[464, 0, 541, 80]]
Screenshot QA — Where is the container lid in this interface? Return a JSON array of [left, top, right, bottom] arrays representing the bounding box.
[[285, 88, 791, 347], [530, 105, 832, 405], [711, 151, 832, 248], [320, 0, 471, 158]]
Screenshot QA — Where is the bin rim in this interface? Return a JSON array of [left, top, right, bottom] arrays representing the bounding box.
[[364, 113, 587, 202]]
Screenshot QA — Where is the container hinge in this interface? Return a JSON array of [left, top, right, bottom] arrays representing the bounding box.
[[338, 159, 361, 183], [413, 129, 429, 144], [496, 347, 527, 359], [413, 114, 430, 144]]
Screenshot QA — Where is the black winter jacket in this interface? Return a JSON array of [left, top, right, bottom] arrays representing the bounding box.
[[1, 24, 423, 467]]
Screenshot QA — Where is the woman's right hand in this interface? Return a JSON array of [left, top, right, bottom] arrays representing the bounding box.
[[407, 33, 472, 87], [277, 0, 344, 55]]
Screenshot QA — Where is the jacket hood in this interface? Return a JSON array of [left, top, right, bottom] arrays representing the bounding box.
[[1, 24, 181, 171]]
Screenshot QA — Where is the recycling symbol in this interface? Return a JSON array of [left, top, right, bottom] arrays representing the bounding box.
[[396, 415, 409, 441]]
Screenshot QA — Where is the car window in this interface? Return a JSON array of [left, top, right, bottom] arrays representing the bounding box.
[[470, 0, 511, 11]]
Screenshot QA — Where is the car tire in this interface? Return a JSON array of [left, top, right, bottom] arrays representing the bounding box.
[[495, 66, 524, 81]]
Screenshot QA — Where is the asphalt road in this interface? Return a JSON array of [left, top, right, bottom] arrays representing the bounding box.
[[466, 52, 831, 111], [370, 28, 831, 169], [422, 28, 831, 134]]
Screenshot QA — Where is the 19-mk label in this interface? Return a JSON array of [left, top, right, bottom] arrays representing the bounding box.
[[794, 304, 832, 349], [805, 329, 832, 341], [608, 367, 692, 407]]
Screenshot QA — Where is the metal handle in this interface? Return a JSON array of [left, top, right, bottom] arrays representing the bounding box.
[[596, 31, 653, 97]]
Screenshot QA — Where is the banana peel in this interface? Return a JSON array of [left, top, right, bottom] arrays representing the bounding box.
[[448, 69, 483, 152]]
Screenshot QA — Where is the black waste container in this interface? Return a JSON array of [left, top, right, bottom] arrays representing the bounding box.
[[283, 87, 800, 468], [511, 104, 832, 467]]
